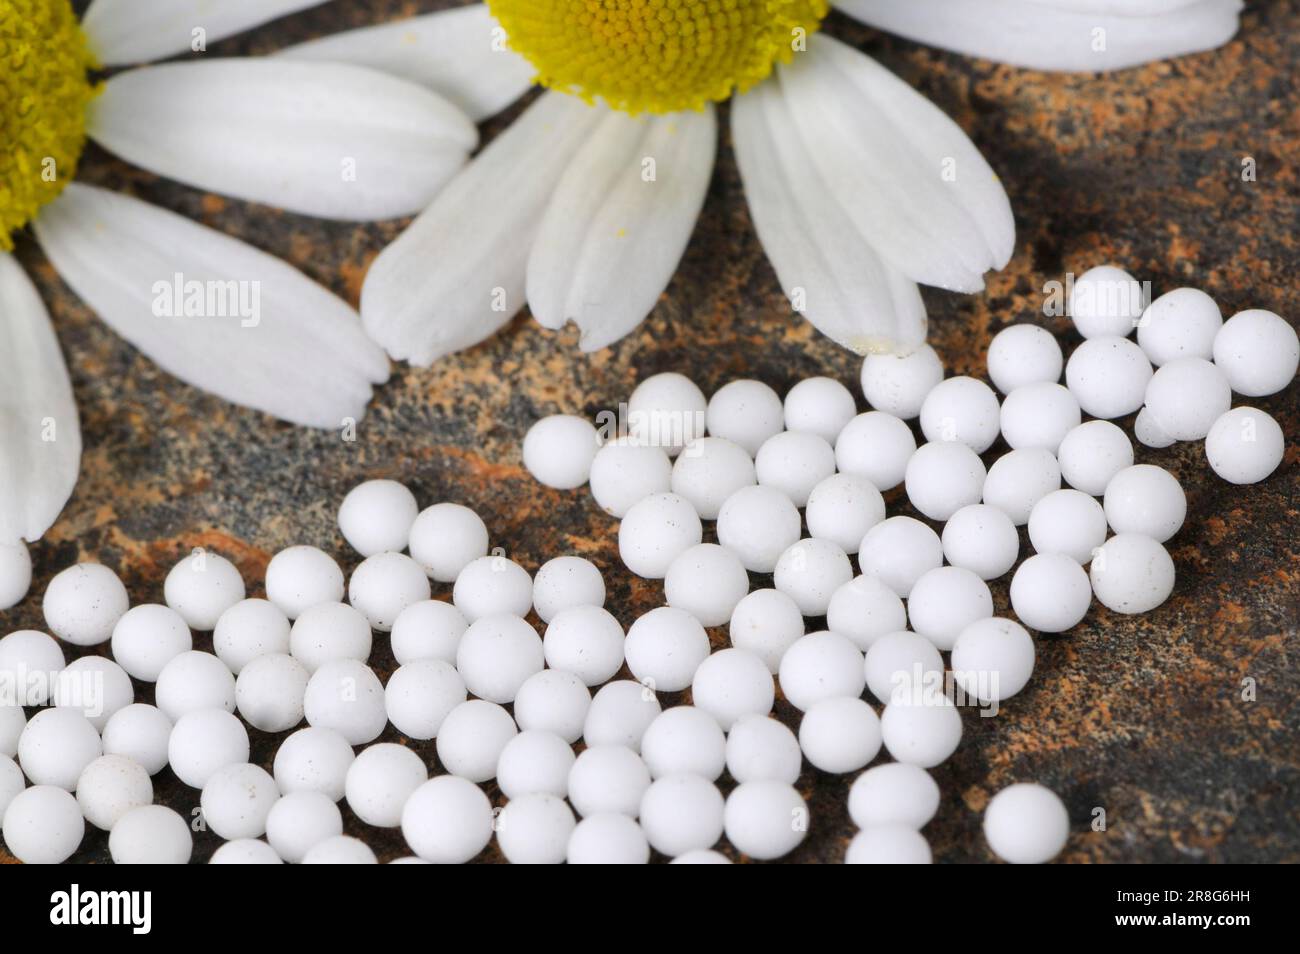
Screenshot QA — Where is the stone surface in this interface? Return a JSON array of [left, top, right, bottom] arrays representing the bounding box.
[[2, 1, 1296, 863]]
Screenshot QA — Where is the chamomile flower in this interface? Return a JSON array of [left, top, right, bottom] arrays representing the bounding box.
[[1, 0, 480, 543], [301, 1, 1239, 364]]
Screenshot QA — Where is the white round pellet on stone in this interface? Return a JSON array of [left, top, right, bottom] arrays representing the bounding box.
[[640, 706, 726, 780], [583, 681, 661, 752], [273, 726, 354, 802], [155, 650, 235, 721], [338, 479, 418, 557], [384, 658, 466, 740], [941, 504, 1019, 581], [724, 781, 807, 860], [671, 436, 757, 520], [523, 414, 601, 489], [1064, 335, 1152, 419], [588, 438, 674, 517], [1135, 405, 1176, 449], [0, 704, 22, 759], [109, 804, 190, 864], [880, 694, 963, 768], [919, 376, 1000, 453], [1103, 463, 1186, 542], [691, 648, 775, 730], [728, 589, 804, 674], [1144, 356, 1232, 441], [864, 631, 946, 706], [163, 551, 246, 631], [624, 607, 710, 693], [496, 730, 575, 799], [0, 540, 31, 611], [302, 659, 386, 745], [628, 372, 707, 457], [858, 516, 943, 598], [1028, 489, 1108, 564], [775, 538, 853, 617], [408, 503, 490, 583], [1057, 420, 1134, 496], [1205, 407, 1285, 484], [543, 605, 625, 687], [983, 448, 1062, 526], [4, 785, 85, 864], [905, 441, 987, 522], [345, 743, 427, 828], [799, 697, 881, 774], [1000, 382, 1081, 453], [907, 566, 994, 652], [806, 473, 885, 555], [670, 849, 733, 864], [75, 754, 152, 830], [784, 376, 857, 444], [755, 430, 837, 507], [835, 411, 916, 491], [264, 545, 345, 620], [0, 629, 64, 705], [987, 324, 1064, 395], [52, 655, 132, 732], [289, 601, 372, 674], [102, 704, 171, 776], [436, 700, 517, 783], [1090, 533, 1175, 614], [706, 379, 785, 456], [349, 551, 431, 633], [569, 744, 651, 817], [43, 562, 130, 646], [567, 813, 650, 864], [18, 706, 100, 790], [496, 792, 575, 864], [1069, 264, 1144, 338], [301, 835, 376, 865], [845, 825, 932, 864], [640, 774, 724, 856], [951, 617, 1036, 703], [861, 345, 944, 420], [110, 603, 192, 682], [665, 543, 750, 627], [266, 790, 343, 863], [532, 556, 605, 623], [848, 763, 940, 830], [402, 775, 494, 864], [513, 670, 590, 744], [983, 782, 1069, 864], [715, 485, 800, 574], [390, 599, 468, 667], [1213, 308, 1299, 397], [0, 755, 23, 821], [825, 576, 908, 652], [727, 716, 802, 788], [619, 491, 703, 580], [235, 653, 309, 732], [456, 613, 544, 704], [778, 631, 865, 712], [213, 598, 291, 674], [167, 708, 247, 789], [1137, 287, 1222, 366], [201, 762, 279, 840], [451, 555, 532, 624], [1009, 554, 1092, 633]]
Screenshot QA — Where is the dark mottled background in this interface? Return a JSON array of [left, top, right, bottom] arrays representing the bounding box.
[[4, 0, 1297, 864]]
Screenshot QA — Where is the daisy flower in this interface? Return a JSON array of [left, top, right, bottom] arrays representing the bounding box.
[[307, 0, 1239, 364], [1, 0, 482, 543]]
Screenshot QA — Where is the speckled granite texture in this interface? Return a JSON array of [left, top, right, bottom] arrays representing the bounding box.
[[3, 0, 1297, 863]]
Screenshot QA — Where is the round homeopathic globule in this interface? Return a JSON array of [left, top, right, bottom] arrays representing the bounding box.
[[905, 440, 986, 522], [163, 551, 246, 631], [848, 762, 941, 830], [496, 793, 576, 865], [999, 382, 1081, 454], [75, 754, 152, 830], [624, 607, 711, 693], [1065, 335, 1152, 420], [4, 785, 86, 864], [880, 694, 963, 768], [1103, 463, 1186, 542], [627, 372, 707, 456], [825, 575, 907, 651], [691, 648, 775, 732], [273, 726, 355, 802], [986, 323, 1064, 394], [835, 410, 916, 491], [670, 436, 757, 520], [1090, 533, 1175, 614], [866, 631, 945, 716], [110, 805, 192, 864], [664, 542, 750, 627], [155, 650, 235, 721], [523, 414, 601, 489], [0, 628, 64, 705], [846, 825, 933, 864], [1205, 407, 1285, 484], [774, 538, 854, 617], [455, 613, 545, 704], [451, 554, 532, 622], [303, 659, 387, 745], [798, 696, 882, 774], [778, 631, 865, 712], [639, 774, 725, 857], [543, 605, 625, 687], [1028, 489, 1108, 565], [18, 707, 101, 791], [726, 714, 802, 785], [349, 551, 431, 632], [301, 835, 375, 865], [861, 345, 944, 420], [567, 813, 651, 865], [0, 541, 32, 611], [167, 707, 248, 789], [1145, 356, 1232, 441], [906, 566, 994, 652], [619, 491, 704, 579], [345, 742, 428, 828], [212, 598, 290, 674], [266, 790, 343, 863], [941, 504, 1019, 581], [384, 658, 466, 739], [706, 379, 784, 456], [436, 700, 517, 783], [588, 438, 673, 517], [235, 653, 310, 733], [401, 775, 494, 864], [982, 448, 1062, 526], [716, 485, 801, 574], [1057, 420, 1134, 497], [532, 555, 605, 623], [1212, 308, 1299, 397], [919, 376, 1001, 453], [289, 601, 372, 674], [640, 706, 727, 781], [390, 599, 468, 666], [951, 617, 1036, 702], [210, 840, 282, 864], [53, 655, 134, 731], [1134, 406, 1176, 449], [1136, 287, 1222, 366], [724, 781, 808, 860], [102, 704, 172, 776], [983, 782, 1070, 864], [513, 669, 591, 744], [496, 730, 575, 799], [783, 376, 857, 444], [568, 744, 651, 818], [728, 588, 805, 673], [754, 430, 836, 507], [201, 762, 279, 840], [1068, 264, 1145, 338], [264, 545, 345, 620], [858, 516, 943, 598], [43, 562, 130, 646], [337, 479, 418, 557], [806, 472, 885, 554], [583, 681, 661, 753], [408, 503, 490, 582], [1009, 554, 1092, 633]]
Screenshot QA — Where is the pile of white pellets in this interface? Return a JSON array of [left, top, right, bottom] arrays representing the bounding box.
[[0, 264, 1293, 864]]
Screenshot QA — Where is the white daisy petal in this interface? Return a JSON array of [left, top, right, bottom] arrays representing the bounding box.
[[276, 5, 535, 122], [733, 80, 926, 354], [0, 254, 81, 544], [777, 35, 1014, 293], [82, 0, 332, 66], [88, 59, 476, 222], [527, 107, 716, 352], [834, 0, 1243, 72], [32, 184, 388, 430], [361, 92, 603, 366]]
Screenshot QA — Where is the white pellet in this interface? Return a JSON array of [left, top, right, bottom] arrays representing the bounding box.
[[1068, 264, 1144, 338], [1028, 489, 1108, 564], [754, 430, 836, 507], [213, 598, 290, 674], [302, 659, 386, 745], [983, 448, 1062, 525], [408, 503, 490, 583], [941, 504, 1019, 581], [1064, 335, 1152, 419], [1057, 420, 1134, 497], [670, 436, 757, 520], [43, 562, 130, 646], [201, 762, 279, 840], [618, 491, 703, 579], [513, 670, 591, 744], [1205, 407, 1285, 484], [273, 726, 354, 802], [75, 754, 152, 830], [496, 730, 575, 799], [664, 543, 750, 627], [289, 601, 372, 673], [266, 790, 343, 863], [951, 617, 1035, 703], [455, 613, 544, 705], [401, 776, 494, 864], [845, 825, 932, 864], [384, 658, 466, 739], [784, 376, 857, 444], [109, 804, 191, 864], [624, 607, 710, 693], [52, 655, 133, 731], [496, 793, 575, 865], [639, 774, 724, 857], [338, 479, 418, 557], [919, 376, 1001, 453], [264, 545, 345, 620], [799, 697, 881, 774], [825, 575, 908, 652], [390, 599, 468, 666], [725, 714, 802, 785], [531, 555, 605, 623], [582, 681, 661, 753], [805, 473, 885, 554], [102, 704, 171, 776], [588, 438, 673, 517], [0, 629, 64, 705], [155, 650, 235, 721], [715, 485, 801, 574], [215, 840, 284, 865], [690, 648, 775, 730], [860, 345, 944, 420], [349, 551, 431, 632], [640, 706, 727, 780], [301, 835, 376, 865], [778, 631, 866, 712], [1136, 287, 1222, 366], [1009, 554, 1092, 633], [1135, 406, 1177, 448], [567, 813, 650, 865], [706, 379, 785, 456], [4, 785, 85, 864], [167, 708, 248, 789], [436, 699, 517, 783], [986, 324, 1063, 395], [834, 411, 916, 491], [1213, 308, 1299, 397], [848, 763, 940, 830], [235, 653, 309, 733], [568, 744, 651, 817], [1144, 357, 1232, 441], [983, 782, 1069, 864], [907, 566, 994, 652], [1090, 534, 1175, 614], [110, 603, 192, 682], [858, 516, 943, 598], [523, 414, 601, 489], [344, 743, 428, 828], [775, 538, 854, 617], [627, 372, 707, 457], [542, 605, 625, 686], [880, 694, 963, 768], [451, 554, 532, 623], [999, 382, 1081, 454], [728, 589, 805, 674], [723, 781, 808, 860], [905, 441, 987, 522], [1103, 463, 1186, 542]]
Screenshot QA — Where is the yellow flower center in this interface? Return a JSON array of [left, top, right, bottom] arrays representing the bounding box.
[[487, 0, 827, 115], [0, 0, 98, 251]]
